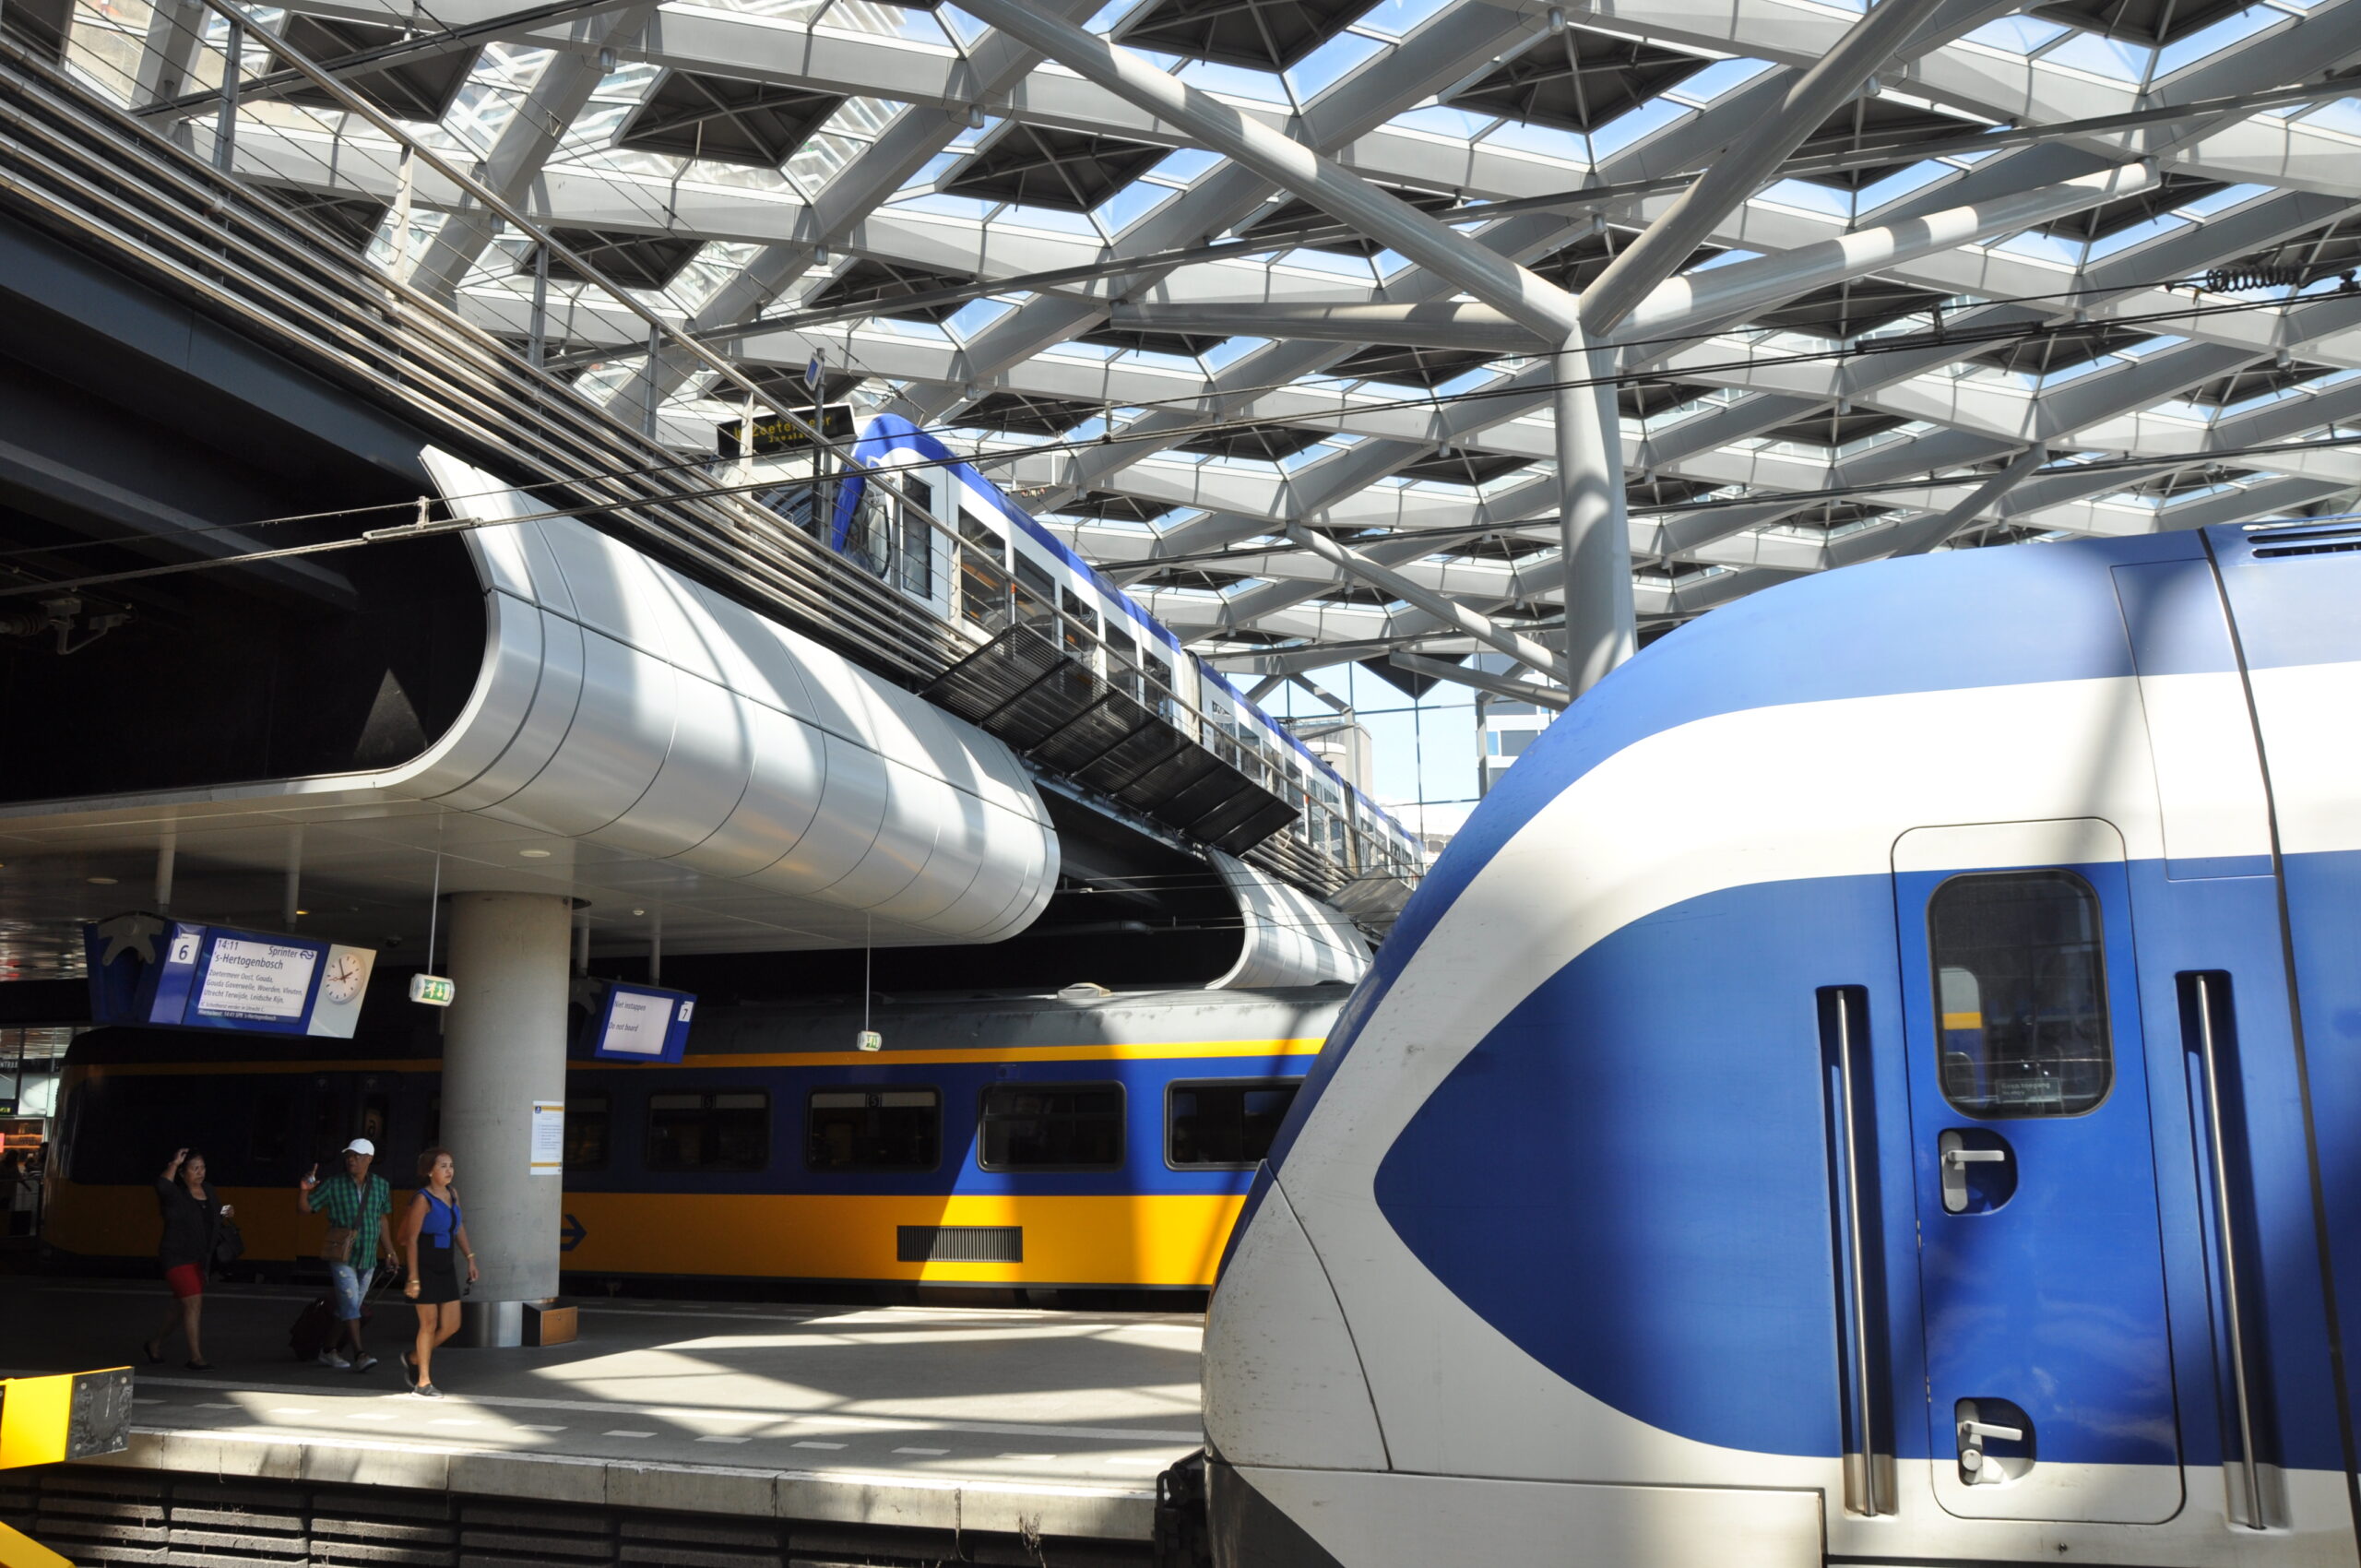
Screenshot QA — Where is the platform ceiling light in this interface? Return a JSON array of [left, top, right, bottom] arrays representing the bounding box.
[[967, 102, 986, 130], [1546, 5, 1565, 30], [86, 876, 116, 885], [632, 907, 647, 916], [519, 849, 553, 858]]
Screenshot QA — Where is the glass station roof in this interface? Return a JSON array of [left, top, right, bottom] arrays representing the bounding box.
[[48, 0, 2361, 667]]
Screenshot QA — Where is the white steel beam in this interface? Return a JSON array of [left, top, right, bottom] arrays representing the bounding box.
[[1577, 0, 1956, 335]]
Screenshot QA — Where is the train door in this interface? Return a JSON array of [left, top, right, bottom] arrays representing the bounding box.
[[1892, 819, 2182, 1523]]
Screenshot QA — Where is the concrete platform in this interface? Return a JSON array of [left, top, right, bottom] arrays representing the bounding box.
[[0, 1278, 1204, 1544]]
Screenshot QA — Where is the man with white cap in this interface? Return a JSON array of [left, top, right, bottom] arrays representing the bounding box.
[[297, 1137, 398, 1371]]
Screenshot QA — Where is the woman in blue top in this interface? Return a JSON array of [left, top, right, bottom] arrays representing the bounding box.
[[397, 1146, 478, 1399]]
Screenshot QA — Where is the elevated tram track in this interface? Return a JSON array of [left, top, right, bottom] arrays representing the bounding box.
[[0, 34, 1397, 920]]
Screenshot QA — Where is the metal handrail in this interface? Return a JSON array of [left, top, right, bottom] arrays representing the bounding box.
[[2190, 973, 2269, 1530], [1827, 988, 1886, 1517]]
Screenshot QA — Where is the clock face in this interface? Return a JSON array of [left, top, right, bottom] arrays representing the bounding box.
[[322, 953, 366, 1005]]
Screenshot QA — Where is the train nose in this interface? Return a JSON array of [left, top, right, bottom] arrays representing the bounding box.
[[1203, 1176, 1382, 1567]]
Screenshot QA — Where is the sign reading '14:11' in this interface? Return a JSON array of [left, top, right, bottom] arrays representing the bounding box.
[[83, 919, 376, 1039]]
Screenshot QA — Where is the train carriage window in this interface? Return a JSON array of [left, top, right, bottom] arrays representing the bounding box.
[[958, 508, 1012, 628], [245, 1086, 294, 1181], [565, 1093, 611, 1172], [978, 1083, 1123, 1170], [1012, 554, 1057, 636], [807, 1089, 941, 1171], [309, 1075, 350, 1164], [1168, 1080, 1300, 1169], [646, 1090, 770, 1171], [1928, 871, 2112, 1117], [896, 480, 935, 600]]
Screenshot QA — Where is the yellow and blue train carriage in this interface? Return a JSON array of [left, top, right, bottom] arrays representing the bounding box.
[[42, 985, 1342, 1291]]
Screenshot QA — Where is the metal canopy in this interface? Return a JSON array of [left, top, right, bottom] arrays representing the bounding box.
[[71, 0, 2361, 693]]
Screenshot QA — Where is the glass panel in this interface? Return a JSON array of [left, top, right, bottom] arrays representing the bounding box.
[[960, 553, 1011, 629], [1928, 871, 2112, 1118], [1169, 1080, 1300, 1167], [979, 1083, 1123, 1170], [806, 1087, 941, 1171], [647, 1091, 770, 1171]]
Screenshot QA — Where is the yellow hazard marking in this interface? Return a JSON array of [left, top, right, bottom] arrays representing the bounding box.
[[0, 1518, 74, 1568]]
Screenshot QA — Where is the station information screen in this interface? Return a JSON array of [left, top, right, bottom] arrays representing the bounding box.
[[580, 982, 696, 1063], [85, 919, 375, 1039]]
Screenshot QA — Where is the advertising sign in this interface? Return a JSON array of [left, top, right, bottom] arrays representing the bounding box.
[[580, 982, 696, 1063], [84, 920, 375, 1039]]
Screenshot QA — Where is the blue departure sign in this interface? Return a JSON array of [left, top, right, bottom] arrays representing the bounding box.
[[85, 919, 375, 1039], [581, 981, 696, 1063]]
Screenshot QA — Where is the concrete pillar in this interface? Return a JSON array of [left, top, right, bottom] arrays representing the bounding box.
[[1556, 338, 1635, 695], [440, 891, 571, 1346]]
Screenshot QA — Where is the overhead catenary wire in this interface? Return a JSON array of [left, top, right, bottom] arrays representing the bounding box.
[[9, 411, 2360, 605], [0, 267, 2342, 580]]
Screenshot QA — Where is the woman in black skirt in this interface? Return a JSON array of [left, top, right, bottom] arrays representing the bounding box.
[[397, 1146, 477, 1399]]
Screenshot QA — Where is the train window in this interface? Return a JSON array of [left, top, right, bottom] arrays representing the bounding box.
[[958, 509, 1012, 627], [245, 1086, 294, 1179], [565, 1093, 610, 1172], [1928, 871, 2112, 1118], [978, 1083, 1123, 1170], [360, 1087, 390, 1150], [1012, 555, 1056, 636], [959, 506, 1003, 559], [897, 487, 934, 600], [645, 1090, 771, 1171], [807, 1088, 941, 1171], [1167, 1080, 1300, 1169], [310, 1077, 349, 1164]]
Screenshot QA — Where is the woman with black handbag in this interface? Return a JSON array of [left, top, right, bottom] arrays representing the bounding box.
[[145, 1147, 229, 1369]]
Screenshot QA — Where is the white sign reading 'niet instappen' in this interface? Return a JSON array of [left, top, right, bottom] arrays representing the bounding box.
[[599, 989, 670, 1056], [196, 938, 320, 1020]]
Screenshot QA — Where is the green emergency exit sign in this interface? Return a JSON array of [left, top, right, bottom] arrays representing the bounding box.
[[409, 974, 456, 1007]]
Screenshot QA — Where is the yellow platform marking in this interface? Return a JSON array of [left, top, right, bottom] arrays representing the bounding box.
[[0, 1518, 73, 1568], [0, 1374, 75, 1469]]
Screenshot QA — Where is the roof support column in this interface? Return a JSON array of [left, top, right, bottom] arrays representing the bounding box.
[[951, 0, 1642, 695], [1557, 334, 1632, 695]]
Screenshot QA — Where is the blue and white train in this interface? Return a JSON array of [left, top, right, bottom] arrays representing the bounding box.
[[1202, 518, 2361, 1566], [813, 413, 1423, 901]]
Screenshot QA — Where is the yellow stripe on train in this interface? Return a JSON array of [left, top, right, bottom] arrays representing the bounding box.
[[40, 1178, 1251, 1289], [66, 1038, 1324, 1077]]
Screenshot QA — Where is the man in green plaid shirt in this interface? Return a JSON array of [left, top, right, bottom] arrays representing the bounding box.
[[296, 1137, 398, 1372]]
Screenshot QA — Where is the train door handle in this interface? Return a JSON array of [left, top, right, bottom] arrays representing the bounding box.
[[1939, 1131, 2011, 1214], [1955, 1402, 2031, 1485]]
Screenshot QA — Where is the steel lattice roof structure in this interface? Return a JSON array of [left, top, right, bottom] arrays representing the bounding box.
[[58, 0, 2361, 697]]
